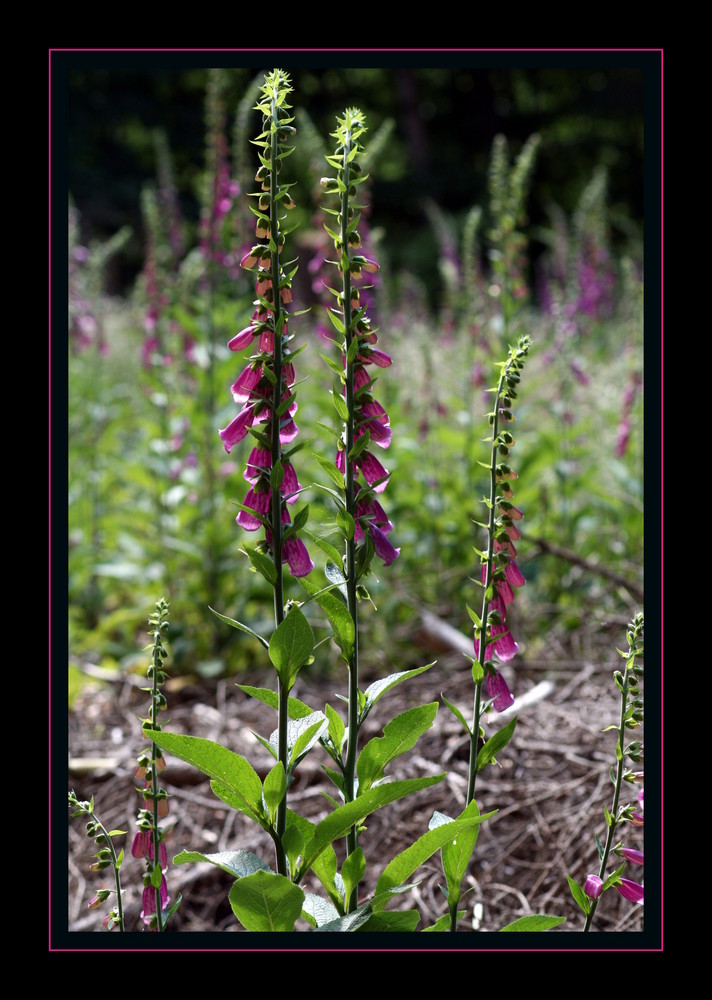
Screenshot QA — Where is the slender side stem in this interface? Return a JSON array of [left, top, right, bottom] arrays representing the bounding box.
[[583, 662, 631, 932], [269, 95, 288, 878], [339, 129, 361, 913], [467, 367, 506, 806], [96, 815, 125, 932]]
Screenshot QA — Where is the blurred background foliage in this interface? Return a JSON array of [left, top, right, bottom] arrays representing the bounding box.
[[61, 54, 651, 691]]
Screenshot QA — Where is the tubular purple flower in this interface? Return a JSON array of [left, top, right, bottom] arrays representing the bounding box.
[[614, 878, 644, 904], [141, 876, 170, 926], [131, 830, 151, 859], [485, 670, 514, 711], [219, 405, 256, 453], [231, 363, 263, 402], [282, 535, 315, 578], [358, 451, 390, 492], [237, 486, 270, 530], [621, 848, 644, 865], [583, 874, 603, 899], [369, 523, 400, 566], [228, 325, 256, 352]]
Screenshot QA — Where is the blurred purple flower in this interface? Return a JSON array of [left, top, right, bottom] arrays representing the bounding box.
[[614, 878, 644, 904]]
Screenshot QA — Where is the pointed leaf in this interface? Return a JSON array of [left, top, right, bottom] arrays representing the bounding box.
[[209, 607, 269, 649], [268, 607, 315, 691], [476, 717, 518, 771], [374, 810, 495, 904], [314, 454, 346, 490], [145, 731, 264, 824], [229, 871, 305, 932], [313, 905, 373, 933], [263, 762, 287, 824], [441, 693, 472, 736], [357, 703, 439, 792], [298, 576, 355, 660], [500, 914, 566, 932], [357, 910, 421, 932], [289, 713, 328, 770], [567, 874, 590, 914], [341, 847, 366, 908], [237, 684, 315, 720], [301, 892, 340, 928], [244, 546, 278, 586], [173, 849, 271, 879], [297, 776, 444, 881], [440, 800, 482, 890], [363, 664, 436, 714]]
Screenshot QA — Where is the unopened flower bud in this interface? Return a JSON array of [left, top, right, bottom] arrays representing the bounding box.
[[320, 177, 339, 193], [620, 848, 644, 865], [583, 874, 603, 899]]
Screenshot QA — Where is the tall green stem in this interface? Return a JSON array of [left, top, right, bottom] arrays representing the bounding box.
[[339, 127, 361, 913], [268, 93, 288, 878]]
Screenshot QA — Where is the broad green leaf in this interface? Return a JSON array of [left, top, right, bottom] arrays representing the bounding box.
[[374, 810, 495, 903], [302, 528, 343, 567], [500, 914, 566, 932], [299, 576, 355, 660], [145, 731, 264, 824], [357, 703, 439, 792], [422, 912, 463, 932], [301, 892, 340, 929], [286, 809, 342, 912], [601, 863, 626, 893], [331, 390, 350, 422], [439, 800, 482, 892], [341, 847, 365, 907], [476, 717, 518, 771], [173, 849, 272, 879], [314, 905, 373, 933], [324, 560, 347, 600], [268, 607, 314, 691], [263, 762, 286, 824], [297, 776, 444, 881], [289, 713, 328, 770], [282, 824, 304, 880], [337, 508, 355, 541], [363, 664, 436, 715], [313, 454, 346, 490], [229, 871, 305, 932], [325, 702, 346, 755], [567, 874, 590, 914], [236, 684, 315, 720], [441, 693, 471, 736], [209, 607, 269, 649], [357, 910, 420, 932], [244, 546, 277, 585], [151, 864, 163, 888]]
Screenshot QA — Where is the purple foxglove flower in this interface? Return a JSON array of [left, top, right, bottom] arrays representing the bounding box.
[[614, 878, 644, 904], [369, 523, 400, 566], [359, 347, 392, 368], [281, 461, 301, 504], [475, 627, 519, 665], [231, 363, 263, 402], [228, 326, 256, 352], [358, 451, 390, 492], [131, 830, 151, 859], [219, 405, 256, 453], [621, 848, 644, 865], [282, 535, 314, 577], [244, 447, 271, 483], [141, 876, 170, 926], [504, 560, 526, 588], [485, 670, 514, 711], [630, 812, 644, 827], [583, 874, 603, 899], [237, 486, 270, 530]]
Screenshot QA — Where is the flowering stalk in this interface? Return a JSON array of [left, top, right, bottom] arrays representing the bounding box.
[[219, 70, 313, 876], [466, 336, 530, 807], [321, 109, 398, 911], [67, 791, 126, 931], [134, 598, 178, 931], [574, 612, 644, 931]]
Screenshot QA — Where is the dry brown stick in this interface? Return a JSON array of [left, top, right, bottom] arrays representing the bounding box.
[[525, 534, 644, 603]]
